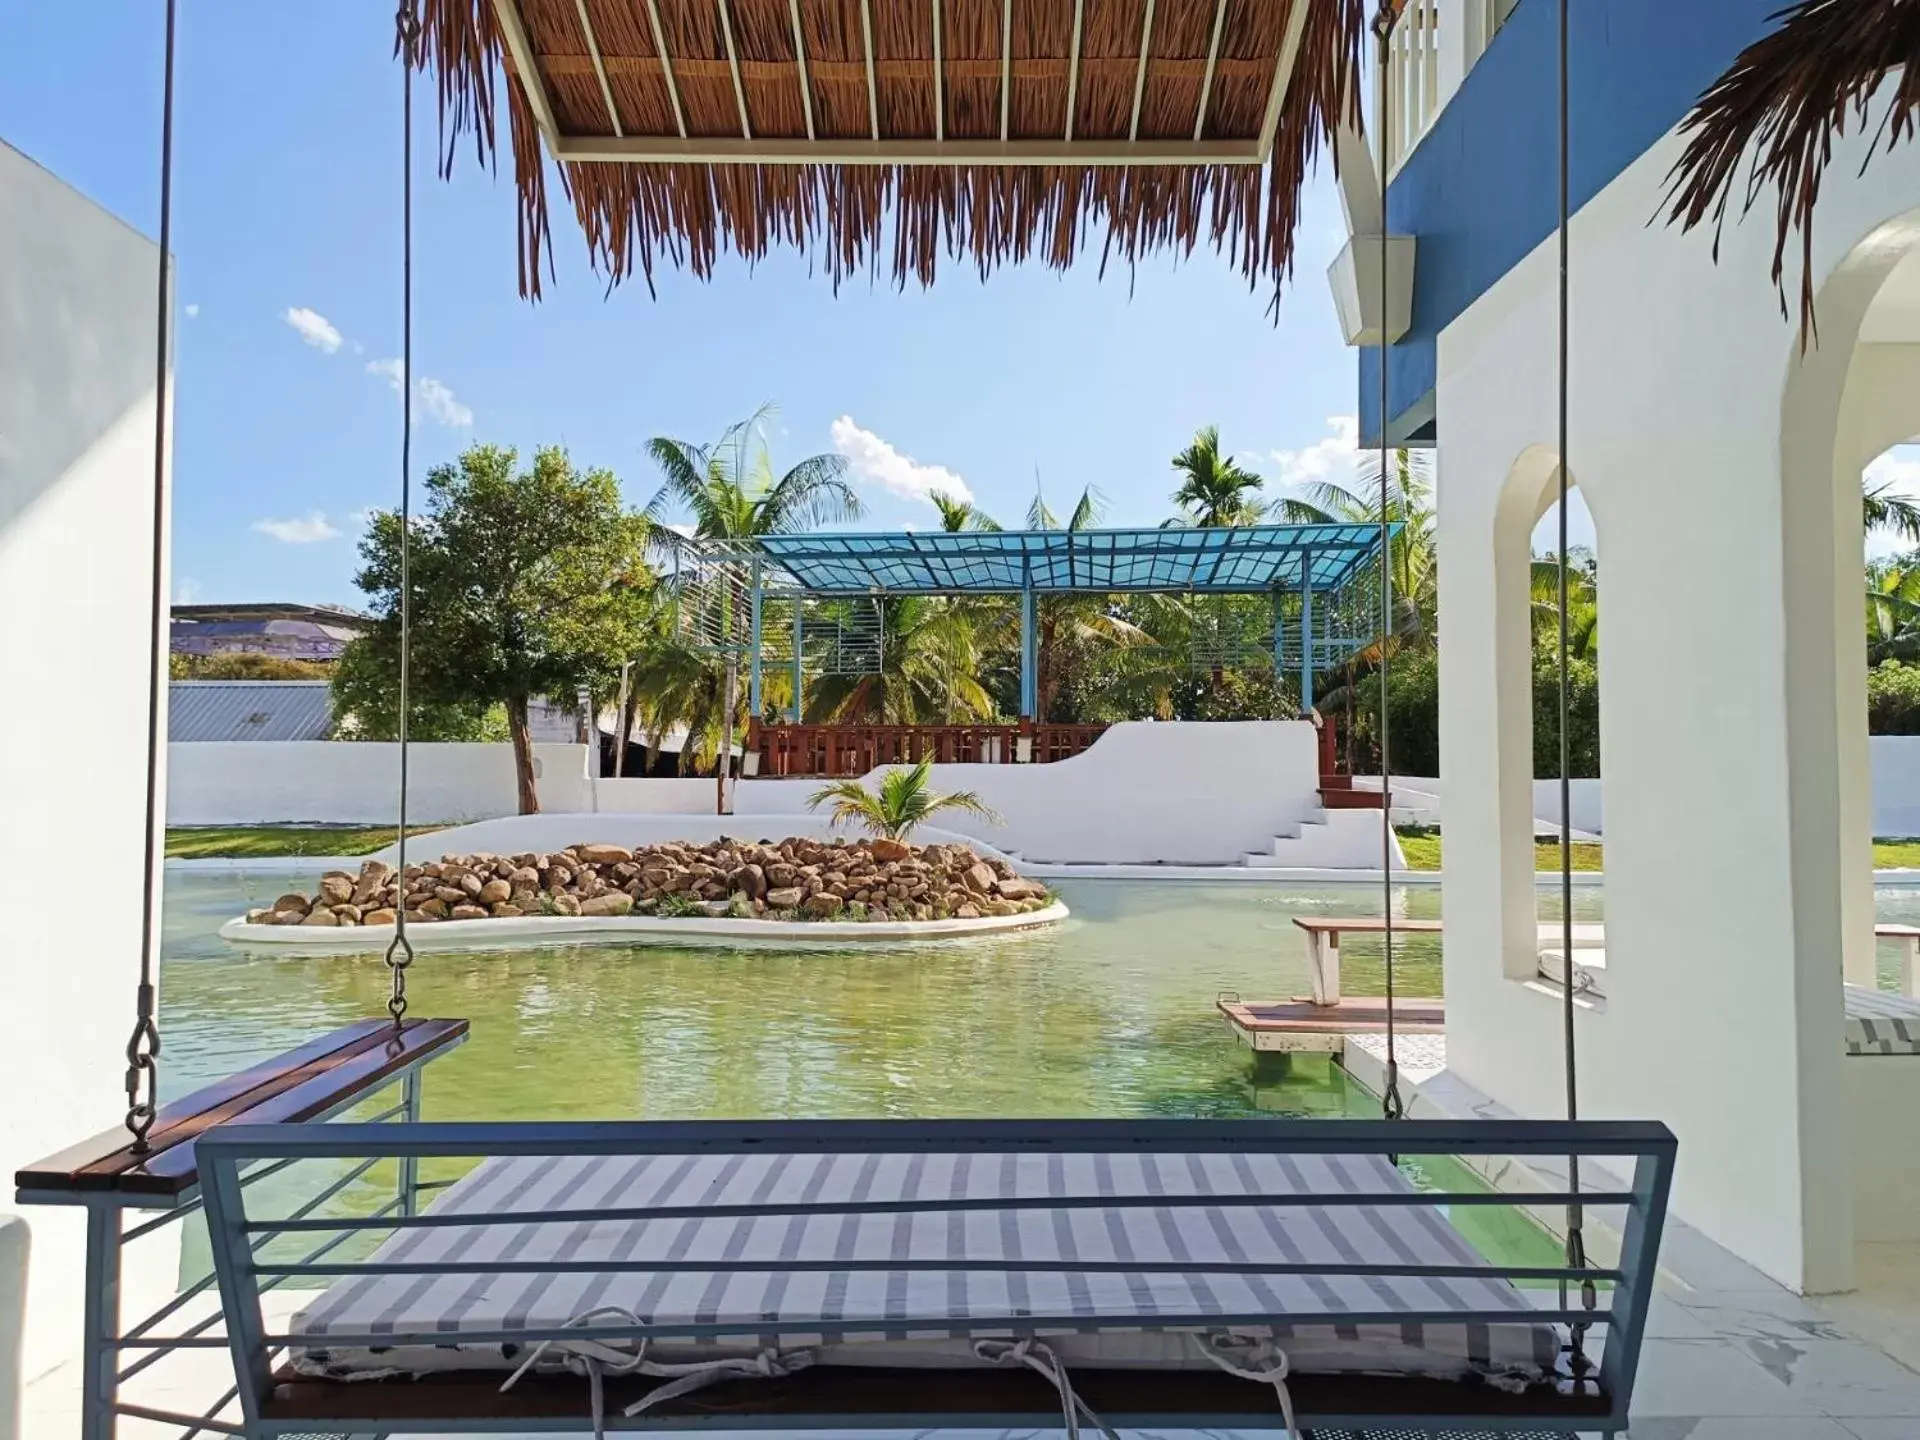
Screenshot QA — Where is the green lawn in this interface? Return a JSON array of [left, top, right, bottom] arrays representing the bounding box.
[[1396, 829, 1603, 874], [1400, 831, 1920, 873], [165, 826, 401, 859]]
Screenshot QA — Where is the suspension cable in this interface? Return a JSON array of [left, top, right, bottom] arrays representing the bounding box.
[[1372, 0, 1404, 1125], [384, 2, 422, 1031], [1556, 0, 1597, 1375], [123, 0, 179, 1153]]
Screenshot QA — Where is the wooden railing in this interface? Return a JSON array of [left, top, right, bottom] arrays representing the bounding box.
[[748, 722, 1108, 777]]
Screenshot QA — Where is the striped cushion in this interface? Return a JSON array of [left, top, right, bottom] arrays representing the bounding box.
[[291, 1149, 1562, 1387], [1847, 985, 1920, 1056]]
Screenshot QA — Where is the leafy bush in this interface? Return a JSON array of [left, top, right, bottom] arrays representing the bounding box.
[[1869, 661, 1920, 734], [170, 652, 332, 681]]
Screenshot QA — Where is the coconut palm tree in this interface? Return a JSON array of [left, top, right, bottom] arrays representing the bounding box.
[[1271, 447, 1437, 650], [930, 492, 1001, 532], [641, 405, 862, 810], [1168, 425, 1266, 527], [805, 595, 995, 725], [808, 758, 1001, 841], [1017, 483, 1153, 718], [1530, 549, 1600, 660], [1868, 559, 1920, 665], [1866, 474, 1920, 546]]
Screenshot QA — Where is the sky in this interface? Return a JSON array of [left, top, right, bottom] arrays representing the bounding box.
[[35, 0, 1920, 610]]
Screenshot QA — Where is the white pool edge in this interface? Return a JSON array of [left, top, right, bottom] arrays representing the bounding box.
[[217, 900, 1072, 952]]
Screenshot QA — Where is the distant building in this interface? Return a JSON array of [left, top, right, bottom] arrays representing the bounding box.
[[170, 603, 370, 661]]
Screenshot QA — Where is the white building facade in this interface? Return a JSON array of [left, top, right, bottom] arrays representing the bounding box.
[[0, 141, 175, 1426], [1356, 1, 1920, 1295]]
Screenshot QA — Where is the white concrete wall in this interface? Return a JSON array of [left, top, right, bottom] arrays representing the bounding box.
[[0, 142, 181, 1405], [1386, 774, 1605, 836], [1429, 84, 1920, 1292], [733, 721, 1333, 865], [592, 776, 717, 815], [166, 742, 594, 824], [1436, 78, 1920, 1297], [1872, 725, 1920, 839]]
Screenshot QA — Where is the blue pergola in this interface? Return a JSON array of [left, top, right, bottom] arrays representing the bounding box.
[[720, 523, 1393, 721]]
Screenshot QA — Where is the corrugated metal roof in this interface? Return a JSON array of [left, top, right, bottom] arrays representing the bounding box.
[[168, 681, 334, 742]]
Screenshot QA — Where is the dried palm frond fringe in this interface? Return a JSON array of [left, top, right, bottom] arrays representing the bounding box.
[[415, 0, 1368, 308], [1664, 0, 1920, 343]]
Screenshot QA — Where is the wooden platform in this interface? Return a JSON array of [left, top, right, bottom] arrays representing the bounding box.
[[1218, 996, 1446, 1054]]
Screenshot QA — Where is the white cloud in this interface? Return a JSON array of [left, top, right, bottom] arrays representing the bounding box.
[[174, 577, 201, 604], [1268, 414, 1361, 492], [251, 511, 341, 544], [1869, 447, 1920, 496], [283, 306, 344, 353], [830, 415, 973, 506], [183, 303, 200, 319], [367, 359, 473, 427], [418, 376, 474, 428]]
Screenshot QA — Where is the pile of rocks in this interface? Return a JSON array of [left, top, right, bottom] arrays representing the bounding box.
[[246, 836, 1055, 928]]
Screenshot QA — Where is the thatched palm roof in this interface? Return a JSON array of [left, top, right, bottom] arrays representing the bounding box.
[[1665, 0, 1920, 339], [417, 1, 1370, 301]]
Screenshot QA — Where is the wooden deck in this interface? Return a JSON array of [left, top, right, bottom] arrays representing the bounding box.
[[1218, 995, 1446, 1054]]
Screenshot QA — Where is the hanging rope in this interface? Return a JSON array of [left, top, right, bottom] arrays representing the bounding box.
[[1372, 0, 1405, 1125], [384, 1, 422, 1032], [1555, 0, 1598, 1377], [123, 0, 179, 1153]]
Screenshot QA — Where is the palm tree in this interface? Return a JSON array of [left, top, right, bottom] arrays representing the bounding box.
[[642, 405, 862, 811], [1868, 558, 1920, 665], [808, 759, 1001, 841], [1530, 550, 1600, 660], [1272, 447, 1437, 651], [1019, 483, 1152, 718], [1866, 474, 1920, 546], [930, 492, 1001, 532], [1168, 425, 1266, 527], [805, 595, 994, 725]]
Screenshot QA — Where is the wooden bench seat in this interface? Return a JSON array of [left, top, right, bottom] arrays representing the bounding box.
[[14, 1017, 467, 1200]]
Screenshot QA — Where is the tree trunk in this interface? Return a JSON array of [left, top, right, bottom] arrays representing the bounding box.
[[615, 666, 638, 777], [716, 656, 738, 815], [507, 694, 541, 815]]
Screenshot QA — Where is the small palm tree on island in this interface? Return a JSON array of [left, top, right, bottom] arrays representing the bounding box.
[[808, 759, 1001, 843]]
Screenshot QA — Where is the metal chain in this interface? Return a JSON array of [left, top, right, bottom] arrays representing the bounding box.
[[384, 1, 423, 1031], [124, 0, 180, 1154], [1555, 0, 1598, 1376], [1371, 0, 1405, 1126]]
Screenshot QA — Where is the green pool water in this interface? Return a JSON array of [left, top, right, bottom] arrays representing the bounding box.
[[162, 867, 1613, 1278]]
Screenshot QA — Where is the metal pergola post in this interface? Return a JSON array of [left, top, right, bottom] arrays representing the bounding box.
[[1270, 586, 1285, 685], [1299, 552, 1315, 713], [1019, 583, 1037, 720], [747, 556, 764, 718], [790, 597, 804, 724]]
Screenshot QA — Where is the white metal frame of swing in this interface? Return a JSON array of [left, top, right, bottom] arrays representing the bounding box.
[[10, 2, 1676, 1438]]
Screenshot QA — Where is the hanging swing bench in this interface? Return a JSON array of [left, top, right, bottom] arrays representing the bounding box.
[[16, 1, 1677, 1436]]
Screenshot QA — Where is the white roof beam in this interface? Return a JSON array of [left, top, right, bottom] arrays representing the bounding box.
[[1128, 0, 1157, 142], [1256, 0, 1313, 160], [571, 0, 624, 136], [717, 0, 753, 139], [1064, 0, 1085, 141], [489, 0, 564, 150], [1193, 0, 1229, 141], [642, 0, 689, 138], [788, 0, 816, 140], [554, 134, 1264, 166], [860, 0, 880, 140]]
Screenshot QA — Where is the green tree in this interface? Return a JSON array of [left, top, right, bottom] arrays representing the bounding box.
[[1865, 474, 1920, 546], [1273, 448, 1437, 650], [1168, 425, 1266, 527], [808, 758, 1000, 841], [171, 652, 332, 681], [328, 635, 509, 742], [642, 407, 861, 810], [1017, 484, 1152, 719], [350, 443, 653, 813]]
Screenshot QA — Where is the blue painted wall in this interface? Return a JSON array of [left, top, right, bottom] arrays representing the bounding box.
[[1359, 0, 1786, 445]]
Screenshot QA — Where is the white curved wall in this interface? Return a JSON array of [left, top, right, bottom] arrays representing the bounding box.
[[735, 721, 1344, 865]]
